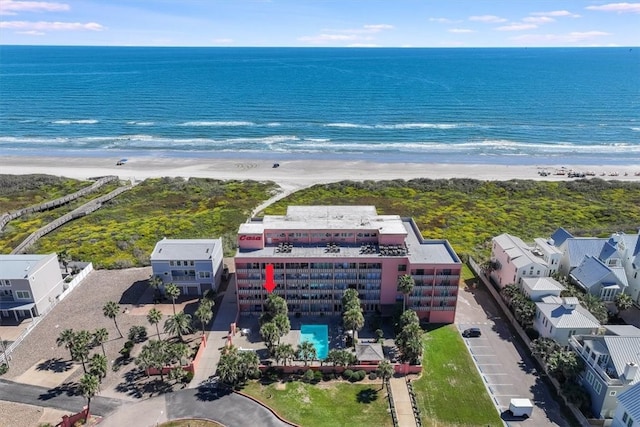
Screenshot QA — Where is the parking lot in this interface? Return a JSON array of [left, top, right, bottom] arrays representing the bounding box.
[[456, 285, 570, 426]]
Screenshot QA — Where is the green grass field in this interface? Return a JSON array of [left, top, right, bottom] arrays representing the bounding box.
[[242, 381, 393, 427], [414, 325, 502, 426]]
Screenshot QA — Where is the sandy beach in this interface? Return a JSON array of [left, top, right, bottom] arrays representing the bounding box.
[[1, 155, 639, 190]]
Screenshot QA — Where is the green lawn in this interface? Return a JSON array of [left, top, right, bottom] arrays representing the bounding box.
[[414, 325, 502, 426], [242, 380, 393, 427]]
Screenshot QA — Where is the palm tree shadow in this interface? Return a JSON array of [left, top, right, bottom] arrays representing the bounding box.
[[39, 381, 78, 401], [195, 384, 232, 401], [356, 387, 378, 404], [37, 358, 73, 373]]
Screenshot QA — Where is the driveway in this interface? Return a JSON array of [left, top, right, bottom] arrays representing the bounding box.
[[456, 286, 570, 427]]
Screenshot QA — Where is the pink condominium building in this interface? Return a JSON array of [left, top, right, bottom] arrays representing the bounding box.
[[235, 206, 462, 323]]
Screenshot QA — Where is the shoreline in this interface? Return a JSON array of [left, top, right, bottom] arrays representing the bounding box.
[[1, 155, 639, 190]]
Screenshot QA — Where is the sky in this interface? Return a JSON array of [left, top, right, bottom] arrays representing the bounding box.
[[0, 0, 639, 47]]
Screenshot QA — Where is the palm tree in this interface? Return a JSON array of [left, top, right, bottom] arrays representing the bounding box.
[[261, 294, 288, 325], [272, 313, 290, 344], [92, 328, 109, 357], [260, 322, 280, 353], [58, 249, 71, 274], [580, 293, 608, 324], [164, 283, 181, 315], [147, 308, 163, 339], [217, 346, 241, 385], [88, 353, 108, 380], [149, 274, 163, 302], [136, 339, 170, 382], [397, 274, 415, 311], [342, 288, 360, 312], [163, 311, 192, 342], [57, 328, 75, 361], [297, 341, 317, 366], [396, 322, 423, 364], [376, 360, 394, 390], [195, 301, 213, 336], [501, 283, 520, 302], [71, 330, 92, 373], [79, 373, 100, 422], [614, 292, 633, 313], [238, 350, 260, 382], [102, 301, 123, 338], [274, 343, 295, 366], [530, 337, 561, 363], [343, 307, 364, 348]]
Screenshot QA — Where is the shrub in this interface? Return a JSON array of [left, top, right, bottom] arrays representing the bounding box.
[[355, 370, 367, 381], [313, 370, 323, 382], [0, 363, 8, 376], [369, 372, 378, 380], [120, 340, 135, 357], [343, 369, 354, 380], [183, 370, 194, 383], [303, 369, 315, 383]]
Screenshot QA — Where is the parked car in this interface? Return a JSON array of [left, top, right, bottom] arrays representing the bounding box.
[[462, 327, 481, 338]]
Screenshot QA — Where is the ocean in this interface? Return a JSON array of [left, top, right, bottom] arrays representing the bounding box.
[[1, 46, 639, 165]]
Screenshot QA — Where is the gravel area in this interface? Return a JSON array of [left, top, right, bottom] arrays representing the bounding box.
[[0, 401, 44, 426]]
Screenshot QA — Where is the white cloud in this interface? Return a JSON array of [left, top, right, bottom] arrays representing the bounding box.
[[448, 28, 474, 33], [586, 3, 640, 13], [0, 20, 105, 31], [17, 29, 45, 35], [523, 16, 555, 24], [300, 24, 392, 45], [531, 10, 581, 18], [511, 31, 612, 43], [363, 24, 394, 32], [347, 43, 379, 47], [0, 0, 69, 15], [469, 15, 507, 23], [496, 23, 538, 31], [428, 17, 460, 24]]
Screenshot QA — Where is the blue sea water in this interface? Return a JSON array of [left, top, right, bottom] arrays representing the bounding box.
[[0, 46, 639, 165]]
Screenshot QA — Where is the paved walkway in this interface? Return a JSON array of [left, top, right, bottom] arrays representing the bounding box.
[[189, 274, 239, 387], [388, 377, 417, 427]]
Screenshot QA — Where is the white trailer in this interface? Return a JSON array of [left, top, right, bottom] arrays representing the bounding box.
[[509, 398, 533, 417]]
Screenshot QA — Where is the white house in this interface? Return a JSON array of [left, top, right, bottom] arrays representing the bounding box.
[[521, 277, 565, 301], [569, 333, 640, 419], [150, 238, 224, 296], [612, 382, 640, 427], [534, 296, 600, 347], [0, 253, 64, 321], [490, 234, 558, 289]]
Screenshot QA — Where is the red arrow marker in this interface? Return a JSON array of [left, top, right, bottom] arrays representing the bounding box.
[[264, 263, 276, 293]]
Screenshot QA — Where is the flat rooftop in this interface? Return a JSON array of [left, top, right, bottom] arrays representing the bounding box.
[[0, 254, 52, 279], [150, 238, 221, 261], [237, 219, 460, 265], [239, 205, 408, 235]]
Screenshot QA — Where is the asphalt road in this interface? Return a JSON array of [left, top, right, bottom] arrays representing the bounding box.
[[0, 378, 125, 416], [456, 285, 570, 427]]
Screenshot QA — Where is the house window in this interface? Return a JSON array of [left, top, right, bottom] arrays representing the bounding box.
[[593, 381, 602, 394], [176, 261, 181, 266], [169, 261, 175, 266], [15, 290, 31, 299], [0, 280, 10, 286], [398, 265, 407, 272], [627, 416, 633, 427], [199, 271, 211, 279], [623, 413, 629, 422]]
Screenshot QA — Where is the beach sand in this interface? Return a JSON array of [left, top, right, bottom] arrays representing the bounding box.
[[1, 155, 638, 190]]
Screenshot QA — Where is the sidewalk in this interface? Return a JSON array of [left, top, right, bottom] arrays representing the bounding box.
[[388, 377, 417, 427], [189, 275, 239, 387]]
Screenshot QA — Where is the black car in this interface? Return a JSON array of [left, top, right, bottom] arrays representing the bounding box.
[[462, 327, 481, 338]]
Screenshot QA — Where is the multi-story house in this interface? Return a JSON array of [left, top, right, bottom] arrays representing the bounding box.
[[489, 234, 561, 289], [569, 255, 628, 301], [612, 382, 640, 427], [534, 296, 600, 347], [150, 238, 224, 296], [0, 253, 64, 321], [569, 332, 640, 419], [234, 206, 462, 322]]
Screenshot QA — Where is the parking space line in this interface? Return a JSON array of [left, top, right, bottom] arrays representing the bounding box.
[[476, 363, 501, 365], [486, 383, 513, 386], [484, 373, 509, 375]]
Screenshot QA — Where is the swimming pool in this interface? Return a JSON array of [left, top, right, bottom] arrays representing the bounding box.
[[300, 324, 329, 360]]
